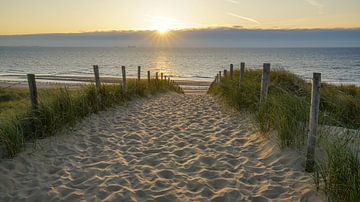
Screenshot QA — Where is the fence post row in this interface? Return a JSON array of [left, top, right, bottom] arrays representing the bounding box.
[[305, 73, 322, 172], [147, 71, 151, 83], [239, 62, 245, 88], [138, 66, 141, 81], [230, 64, 234, 80], [93, 65, 101, 95], [260, 63, 270, 103], [122, 66, 127, 91]]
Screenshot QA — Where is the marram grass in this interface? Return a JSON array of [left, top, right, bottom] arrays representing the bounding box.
[[208, 69, 360, 201], [0, 79, 182, 157]]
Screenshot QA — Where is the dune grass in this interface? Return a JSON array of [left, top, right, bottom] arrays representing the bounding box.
[[0, 79, 182, 157], [208, 68, 360, 201], [314, 133, 360, 202]]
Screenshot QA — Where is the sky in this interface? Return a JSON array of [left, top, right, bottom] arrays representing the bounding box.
[[1, 0, 360, 47], [1, 0, 360, 35]]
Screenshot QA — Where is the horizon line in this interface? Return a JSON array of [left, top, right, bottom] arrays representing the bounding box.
[[2, 26, 360, 36]]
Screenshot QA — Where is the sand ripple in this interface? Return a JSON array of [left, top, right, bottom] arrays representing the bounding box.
[[0, 93, 324, 201]]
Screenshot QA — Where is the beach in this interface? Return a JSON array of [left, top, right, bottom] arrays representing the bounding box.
[[0, 92, 324, 201]]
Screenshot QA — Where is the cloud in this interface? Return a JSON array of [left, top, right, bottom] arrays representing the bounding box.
[[228, 13, 260, 24], [224, 0, 239, 4], [304, 0, 324, 14], [1, 28, 360, 47]]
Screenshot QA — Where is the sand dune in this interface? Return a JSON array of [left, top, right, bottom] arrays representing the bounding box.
[[0, 93, 324, 201]]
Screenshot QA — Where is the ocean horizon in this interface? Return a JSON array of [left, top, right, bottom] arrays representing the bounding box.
[[1, 46, 360, 84]]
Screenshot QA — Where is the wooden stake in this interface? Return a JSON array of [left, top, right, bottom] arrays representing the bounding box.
[[27, 74, 38, 134], [27, 74, 38, 116], [305, 73, 321, 172], [161, 73, 164, 80], [230, 64, 234, 80], [93, 65, 101, 95], [224, 69, 227, 79], [147, 71, 151, 83], [137, 66, 141, 81], [219, 71, 222, 80], [260, 63, 270, 102], [239, 62, 245, 88], [122, 66, 127, 91], [156, 72, 159, 80]]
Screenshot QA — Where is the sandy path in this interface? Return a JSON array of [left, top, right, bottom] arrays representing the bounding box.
[[0, 93, 322, 201]]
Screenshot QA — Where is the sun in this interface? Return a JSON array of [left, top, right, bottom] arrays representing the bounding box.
[[156, 25, 169, 34]]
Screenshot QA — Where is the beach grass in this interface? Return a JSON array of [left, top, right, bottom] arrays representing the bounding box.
[[0, 79, 182, 157], [314, 133, 360, 202], [208, 68, 360, 200]]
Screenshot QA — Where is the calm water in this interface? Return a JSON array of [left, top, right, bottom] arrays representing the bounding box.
[[0, 47, 359, 84]]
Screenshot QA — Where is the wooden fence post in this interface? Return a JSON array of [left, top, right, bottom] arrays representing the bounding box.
[[122, 66, 127, 91], [239, 62, 245, 88], [260, 63, 270, 102], [27, 74, 38, 117], [219, 71, 222, 80], [93, 65, 101, 95], [138, 66, 141, 81], [156, 72, 159, 80], [305, 73, 322, 172], [161, 73, 164, 80], [164, 75, 167, 81], [224, 69, 227, 79], [230, 64, 234, 80], [168, 77, 170, 83], [27, 74, 38, 134], [147, 71, 151, 83]]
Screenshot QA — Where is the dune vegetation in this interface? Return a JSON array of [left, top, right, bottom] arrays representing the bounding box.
[[0, 79, 182, 158], [208, 68, 360, 201]]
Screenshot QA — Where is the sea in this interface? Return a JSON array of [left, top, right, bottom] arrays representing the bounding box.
[[0, 47, 359, 84]]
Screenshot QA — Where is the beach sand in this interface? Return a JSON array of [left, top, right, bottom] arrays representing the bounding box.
[[0, 93, 324, 201]]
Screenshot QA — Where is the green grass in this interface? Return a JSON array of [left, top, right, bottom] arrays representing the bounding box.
[[208, 69, 360, 200], [315, 132, 360, 202], [0, 79, 182, 157]]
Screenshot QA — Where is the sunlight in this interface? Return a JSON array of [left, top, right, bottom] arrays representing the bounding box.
[[156, 25, 170, 34], [147, 16, 184, 35]]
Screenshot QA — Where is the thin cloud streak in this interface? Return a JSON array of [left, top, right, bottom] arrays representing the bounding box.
[[228, 13, 260, 24], [305, 0, 324, 14], [305, 0, 323, 8], [224, 0, 239, 4]]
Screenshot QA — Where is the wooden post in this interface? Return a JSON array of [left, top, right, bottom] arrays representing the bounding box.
[[260, 63, 270, 102], [230, 64, 234, 80], [137, 66, 141, 81], [224, 70, 227, 79], [147, 71, 151, 83], [161, 73, 164, 80], [239, 62, 245, 88], [122, 66, 127, 91], [168, 77, 170, 83], [27, 74, 38, 117], [216, 74, 219, 83], [93, 65, 101, 94], [305, 73, 321, 172], [219, 71, 222, 80], [27, 74, 38, 134], [156, 72, 159, 80], [164, 75, 167, 81]]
